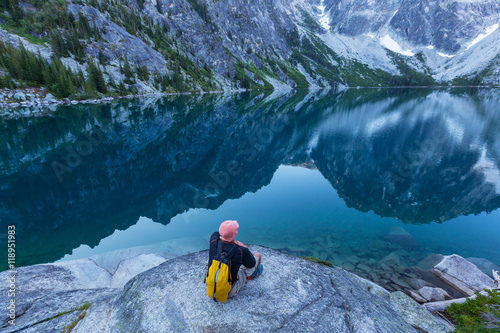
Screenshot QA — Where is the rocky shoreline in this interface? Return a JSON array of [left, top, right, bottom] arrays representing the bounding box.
[[0, 87, 112, 117], [0, 87, 234, 119], [0, 246, 452, 333], [1, 242, 499, 332]]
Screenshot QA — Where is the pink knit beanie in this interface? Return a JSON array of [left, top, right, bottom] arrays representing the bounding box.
[[219, 220, 239, 242]]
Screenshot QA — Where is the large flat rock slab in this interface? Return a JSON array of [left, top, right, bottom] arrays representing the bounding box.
[[107, 246, 421, 332]]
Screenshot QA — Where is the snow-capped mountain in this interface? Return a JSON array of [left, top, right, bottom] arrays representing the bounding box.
[[321, 0, 499, 51], [316, 0, 500, 83], [0, 0, 498, 94]]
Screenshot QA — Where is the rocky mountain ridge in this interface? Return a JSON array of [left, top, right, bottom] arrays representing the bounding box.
[[0, 0, 499, 98], [321, 0, 500, 52], [319, 0, 500, 83]]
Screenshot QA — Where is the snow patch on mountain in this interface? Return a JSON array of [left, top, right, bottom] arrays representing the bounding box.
[[364, 33, 436, 60], [319, 33, 398, 74], [437, 52, 455, 58], [316, 0, 331, 30], [379, 34, 414, 56], [467, 24, 499, 50], [317, 0, 500, 84]]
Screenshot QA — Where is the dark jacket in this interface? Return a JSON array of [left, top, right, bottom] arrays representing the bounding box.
[[208, 232, 256, 285]]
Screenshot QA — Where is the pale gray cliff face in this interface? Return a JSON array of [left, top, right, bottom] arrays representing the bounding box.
[[150, 0, 297, 67], [67, 3, 168, 74], [324, 0, 400, 36]]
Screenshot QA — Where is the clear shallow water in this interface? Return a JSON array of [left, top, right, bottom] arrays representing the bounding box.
[[60, 165, 500, 266], [1, 88, 499, 290]]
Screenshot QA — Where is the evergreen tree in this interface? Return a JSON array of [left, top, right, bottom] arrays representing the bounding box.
[[87, 60, 107, 94], [135, 65, 143, 81], [98, 49, 105, 65], [0, 74, 14, 88], [118, 80, 127, 95], [0, 36, 86, 96], [122, 57, 135, 84], [77, 12, 91, 39], [68, 11, 76, 29], [0, 0, 11, 10], [84, 78, 96, 97], [77, 68, 85, 81], [141, 65, 149, 81], [54, 71, 70, 98], [108, 73, 116, 88], [92, 18, 101, 41], [135, 65, 149, 81], [50, 29, 69, 57], [156, 0, 162, 14], [67, 29, 85, 61], [8, 0, 24, 24], [42, 60, 52, 84]]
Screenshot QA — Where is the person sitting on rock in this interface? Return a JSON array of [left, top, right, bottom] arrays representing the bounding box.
[[208, 220, 263, 298]]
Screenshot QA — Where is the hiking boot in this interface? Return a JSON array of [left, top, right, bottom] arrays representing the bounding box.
[[248, 264, 263, 280]]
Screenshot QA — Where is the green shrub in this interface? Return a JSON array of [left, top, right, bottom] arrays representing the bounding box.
[[446, 289, 500, 332]]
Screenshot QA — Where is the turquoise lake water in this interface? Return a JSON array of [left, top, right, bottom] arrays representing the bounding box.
[[1, 88, 499, 284], [60, 164, 500, 266]]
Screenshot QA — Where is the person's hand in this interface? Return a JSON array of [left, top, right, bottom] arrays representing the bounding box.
[[234, 240, 247, 247]]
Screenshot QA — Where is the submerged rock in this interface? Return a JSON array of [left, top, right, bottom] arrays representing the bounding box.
[[466, 257, 500, 279], [384, 226, 418, 249], [369, 239, 388, 250], [417, 253, 444, 270], [378, 251, 403, 268], [407, 278, 434, 291], [346, 254, 361, 265]]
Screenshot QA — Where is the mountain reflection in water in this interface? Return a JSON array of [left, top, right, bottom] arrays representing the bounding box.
[[0, 88, 499, 272]]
